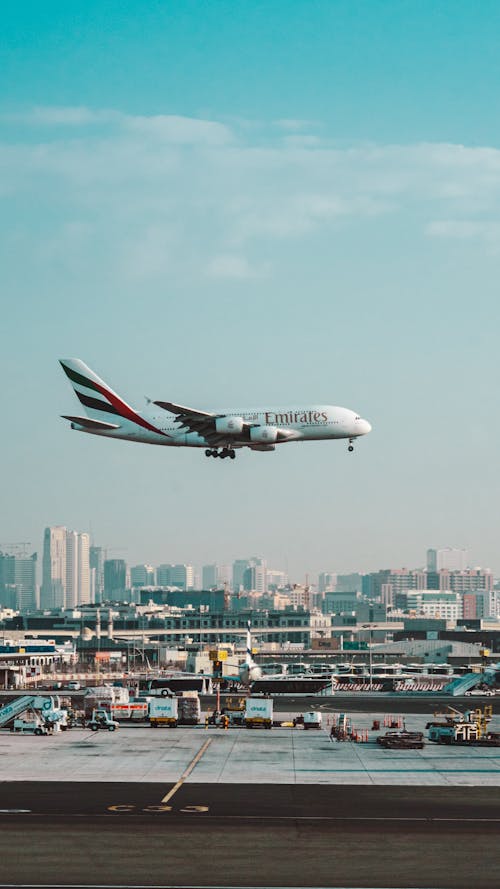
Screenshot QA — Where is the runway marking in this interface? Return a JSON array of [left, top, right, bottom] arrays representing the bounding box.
[[161, 738, 212, 805]]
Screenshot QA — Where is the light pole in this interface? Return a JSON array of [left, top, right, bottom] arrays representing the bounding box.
[[362, 624, 374, 691]]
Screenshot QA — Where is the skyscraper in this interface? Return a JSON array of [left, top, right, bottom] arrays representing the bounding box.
[[41, 526, 67, 609], [0, 551, 37, 611], [104, 559, 127, 599], [90, 546, 104, 603], [66, 531, 90, 607]]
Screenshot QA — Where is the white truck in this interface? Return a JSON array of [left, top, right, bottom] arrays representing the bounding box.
[[149, 696, 178, 728], [303, 711, 322, 730], [244, 696, 273, 729]]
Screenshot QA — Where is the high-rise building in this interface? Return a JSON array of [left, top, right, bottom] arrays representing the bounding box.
[[66, 531, 90, 607], [90, 546, 104, 603], [202, 564, 218, 589], [0, 551, 37, 611], [234, 558, 266, 593], [130, 564, 156, 588], [318, 572, 336, 593], [170, 564, 194, 590], [41, 526, 67, 609], [41, 527, 91, 609], [427, 548, 468, 572], [156, 564, 173, 586], [104, 559, 127, 599], [232, 559, 251, 592]]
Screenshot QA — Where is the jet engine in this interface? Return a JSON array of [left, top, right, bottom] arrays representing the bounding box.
[[215, 415, 244, 436], [249, 425, 278, 444]]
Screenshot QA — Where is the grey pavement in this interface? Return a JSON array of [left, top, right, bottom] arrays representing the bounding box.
[[0, 709, 499, 785]]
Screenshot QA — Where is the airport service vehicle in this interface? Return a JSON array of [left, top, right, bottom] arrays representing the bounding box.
[[376, 731, 425, 749], [149, 697, 178, 728], [303, 711, 322, 730], [87, 709, 119, 732], [0, 695, 67, 733], [244, 696, 273, 729], [59, 358, 372, 459]]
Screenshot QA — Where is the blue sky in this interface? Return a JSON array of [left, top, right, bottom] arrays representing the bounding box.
[[2, 1, 499, 578]]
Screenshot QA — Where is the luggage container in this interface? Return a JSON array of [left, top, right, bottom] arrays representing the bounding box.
[[149, 696, 178, 728], [244, 696, 273, 729]]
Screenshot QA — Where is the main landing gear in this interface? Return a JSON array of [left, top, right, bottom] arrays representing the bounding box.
[[348, 439, 354, 452], [205, 448, 236, 460]]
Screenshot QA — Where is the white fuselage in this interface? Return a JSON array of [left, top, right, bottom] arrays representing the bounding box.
[[73, 404, 371, 448]]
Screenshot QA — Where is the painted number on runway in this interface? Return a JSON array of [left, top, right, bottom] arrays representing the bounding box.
[[107, 804, 208, 814]]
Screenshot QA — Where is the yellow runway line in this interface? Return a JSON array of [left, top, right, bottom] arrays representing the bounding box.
[[161, 738, 212, 804]]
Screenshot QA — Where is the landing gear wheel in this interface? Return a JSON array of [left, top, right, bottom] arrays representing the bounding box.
[[212, 450, 219, 458], [348, 445, 354, 452], [205, 449, 212, 457], [229, 450, 235, 460], [220, 448, 229, 459]]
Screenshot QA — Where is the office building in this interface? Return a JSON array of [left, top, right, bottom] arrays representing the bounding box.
[[66, 531, 90, 607], [41, 526, 67, 609], [104, 559, 127, 599], [130, 564, 156, 588], [90, 546, 104, 603], [318, 572, 336, 593], [427, 548, 468, 572], [0, 551, 37, 611]]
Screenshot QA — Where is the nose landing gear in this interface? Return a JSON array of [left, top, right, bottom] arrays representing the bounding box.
[[348, 439, 354, 452]]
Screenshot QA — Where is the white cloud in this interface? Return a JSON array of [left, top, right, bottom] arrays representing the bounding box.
[[2, 107, 500, 282]]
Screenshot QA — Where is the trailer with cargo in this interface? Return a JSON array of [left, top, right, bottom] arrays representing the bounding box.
[[376, 730, 425, 749], [177, 691, 201, 725], [149, 697, 178, 727], [244, 696, 273, 729]]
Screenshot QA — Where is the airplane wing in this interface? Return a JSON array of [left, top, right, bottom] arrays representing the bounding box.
[[154, 400, 224, 444], [154, 400, 249, 446], [153, 400, 296, 446]]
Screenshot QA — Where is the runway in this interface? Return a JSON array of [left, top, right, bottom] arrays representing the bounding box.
[[0, 783, 498, 888]]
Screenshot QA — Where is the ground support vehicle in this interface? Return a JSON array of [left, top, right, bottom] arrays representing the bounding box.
[[244, 696, 273, 729], [376, 731, 425, 749], [149, 697, 178, 727], [86, 709, 119, 732], [427, 704, 494, 745], [303, 711, 322, 730], [221, 697, 246, 726]]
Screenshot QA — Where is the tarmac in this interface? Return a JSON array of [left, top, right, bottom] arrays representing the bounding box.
[[0, 703, 499, 887], [0, 710, 499, 786]]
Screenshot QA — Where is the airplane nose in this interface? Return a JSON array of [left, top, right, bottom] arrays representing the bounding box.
[[358, 419, 372, 435]]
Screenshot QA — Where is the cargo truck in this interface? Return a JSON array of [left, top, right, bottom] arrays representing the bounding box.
[[244, 696, 273, 729], [149, 696, 178, 727]]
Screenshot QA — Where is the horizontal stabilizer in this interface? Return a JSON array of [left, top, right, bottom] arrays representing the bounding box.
[[61, 415, 121, 431]]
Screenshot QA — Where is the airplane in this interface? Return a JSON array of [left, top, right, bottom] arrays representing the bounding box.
[[59, 358, 372, 460]]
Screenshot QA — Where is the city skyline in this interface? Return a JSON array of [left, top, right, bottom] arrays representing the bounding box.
[[2, 2, 500, 578]]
